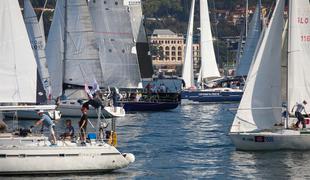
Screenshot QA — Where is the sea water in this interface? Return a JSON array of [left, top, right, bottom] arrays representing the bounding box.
[[3, 103, 310, 179]]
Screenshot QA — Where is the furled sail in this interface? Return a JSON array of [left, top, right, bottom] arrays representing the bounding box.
[[230, 0, 284, 133], [89, 0, 142, 88], [287, 0, 310, 114], [198, 0, 220, 82], [127, 0, 154, 79], [46, 0, 102, 97], [182, 0, 195, 89], [236, 0, 262, 77], [24, 0, 50, 101], [0, 0, 37, 103]]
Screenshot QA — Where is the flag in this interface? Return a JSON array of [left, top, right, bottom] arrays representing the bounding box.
[[91, 79, 100, 94], [84, 83, 93, 99]]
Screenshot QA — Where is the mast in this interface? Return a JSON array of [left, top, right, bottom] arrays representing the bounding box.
[[63, 0, 68, 94]]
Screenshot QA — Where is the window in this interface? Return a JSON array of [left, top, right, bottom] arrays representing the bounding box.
[[165, 46, 170, 51], [172, 46, 176, 51]]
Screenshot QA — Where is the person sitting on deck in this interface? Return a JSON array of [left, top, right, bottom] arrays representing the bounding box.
[[291, 100, 309, 129], [60, 119, 74, 140]]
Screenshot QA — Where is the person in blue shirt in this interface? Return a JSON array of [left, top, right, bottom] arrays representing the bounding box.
[[35, 110, 57, 145], [60, 119, 74, 140], [291, 100, 309, 129]]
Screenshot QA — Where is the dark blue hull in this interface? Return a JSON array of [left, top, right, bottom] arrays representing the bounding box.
[[122, 101, 179, 111], [181, 90, 243, 102]]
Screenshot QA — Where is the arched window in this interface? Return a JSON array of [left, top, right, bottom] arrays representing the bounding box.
[[165, 46, 170, 51]]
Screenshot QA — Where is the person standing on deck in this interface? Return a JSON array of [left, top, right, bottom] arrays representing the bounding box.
[[35, 110, 57, 145], [291, 100, 309, 129], [79, 107, 88, 145]]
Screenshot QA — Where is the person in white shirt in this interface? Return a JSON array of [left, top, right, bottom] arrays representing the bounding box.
[[291, 100, 308, 129]]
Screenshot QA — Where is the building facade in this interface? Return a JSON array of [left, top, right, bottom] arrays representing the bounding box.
[[149, 29, 200, 76]]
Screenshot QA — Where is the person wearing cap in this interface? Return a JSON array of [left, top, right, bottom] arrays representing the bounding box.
[[291, 100, 309, 129], [35, 110, 57, 145], [79, 107, 88, 145]]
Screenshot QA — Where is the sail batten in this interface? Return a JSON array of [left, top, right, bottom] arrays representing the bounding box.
[[231, 0, 284, 133]]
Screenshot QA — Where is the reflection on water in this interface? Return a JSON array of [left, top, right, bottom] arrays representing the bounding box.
[[3, 104, 310, 179]]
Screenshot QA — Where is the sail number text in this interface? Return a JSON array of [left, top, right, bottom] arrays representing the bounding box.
[[301, 35, 310, 42], [298, 17, 309, 24]]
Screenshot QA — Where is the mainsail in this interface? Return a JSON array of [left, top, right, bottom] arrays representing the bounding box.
[[198, 0, 220, 83], [46, 0, 102, 98], [231, 0, 284, 133], [24, 0, 50, 101], [127, 0, 154, 79], [89, 0, 142, 89], [236, 0, 262, 77], [287, 0, 310, 114], [0, 0, 37, 103], [182, 0, 195, 89]]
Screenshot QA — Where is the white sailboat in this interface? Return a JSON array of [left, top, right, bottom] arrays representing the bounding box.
[[181, 0, 243, 103], [45, 0, 125, 118], [230, 0, 310, 150], [0, 1, 134, 174]]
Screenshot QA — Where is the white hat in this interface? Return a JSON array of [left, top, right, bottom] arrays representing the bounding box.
[[37, 110, 44, 114]]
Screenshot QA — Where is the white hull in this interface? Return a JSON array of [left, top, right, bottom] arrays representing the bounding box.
[[230, 129, 310, 150], [0, 135, 134, 174]]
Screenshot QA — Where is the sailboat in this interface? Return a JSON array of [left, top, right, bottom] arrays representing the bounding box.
[[88, 0, 179, 112], [45, 0, 125, 118], [230, 0, 310, 150], [0, 1, 134, 174], [181, 0, 243, 103]]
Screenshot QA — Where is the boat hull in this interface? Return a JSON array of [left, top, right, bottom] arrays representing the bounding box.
[[122, 101, 179, 111], [0, 136, 132, 175], [181, 89, 243, 103], [230, 130, 310, 150]]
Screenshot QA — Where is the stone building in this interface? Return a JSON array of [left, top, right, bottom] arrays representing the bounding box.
[[149, 29, 200, 76]]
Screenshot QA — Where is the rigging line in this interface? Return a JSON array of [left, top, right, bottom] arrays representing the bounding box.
[[39, 0, 48, 20]]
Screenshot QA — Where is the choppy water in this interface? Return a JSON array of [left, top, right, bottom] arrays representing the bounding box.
[[4, 103, 310, 179]]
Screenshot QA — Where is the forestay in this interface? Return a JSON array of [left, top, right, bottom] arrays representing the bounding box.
[[182, 0, 195, 89], [0, 0, 37, 103], [231, 0, 284, 133], [236, 0, 262, 77], [24, 0, 50, 99], [198, 0, 220, 82], [288, 0, 310, 114], [89, 0, 142, 89]]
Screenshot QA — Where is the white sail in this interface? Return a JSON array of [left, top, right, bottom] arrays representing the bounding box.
[[24, 0, 50, 98], [288, 0, 310, 114], [198, 0, 220, 82], [231, 0, 284, 133], [64, 0, 102, 87], [89, 0, 142, 89], [236, 0, 262, 77], [0, 0, 37, 103], [45, 0, 65, 98], [46, 0, 102, 97], [182, 0, 195, 88]]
